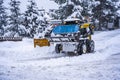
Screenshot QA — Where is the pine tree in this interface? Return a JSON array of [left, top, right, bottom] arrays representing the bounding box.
[[92, 0, 119, 30], [70, 0, 83, 19], [81, 0, 94, 17], [6, 0, 21, 37], [0, 0, 7, 36], [23, 0, 40, 38], [49, 9, 58, 19], [55, 0, 86, 19], [53, 0, 83, 19]]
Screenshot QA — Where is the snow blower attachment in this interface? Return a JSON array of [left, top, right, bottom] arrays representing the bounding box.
[[34, 38, 50, 47], [34, 18, 95, 55]]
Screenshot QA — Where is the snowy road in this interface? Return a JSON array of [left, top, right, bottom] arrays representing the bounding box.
[[0, 29, 120, 80]]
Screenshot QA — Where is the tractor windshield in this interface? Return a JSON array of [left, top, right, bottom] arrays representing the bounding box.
[[52, 25, 80, 34]]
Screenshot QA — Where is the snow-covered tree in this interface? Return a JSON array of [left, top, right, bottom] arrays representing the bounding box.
[[69, 0, 83, 19], [49, 9, 58, 19], [0, 0, 7, 36], [52, 0, 96, 20], [92, 0, 119, 30], [5, 0, 21, 37], [50, 0, 67, 19], [23, 0, 40, 38], [23, 0, 51, 38], [53, 0, 84, 19], [81, 0, 94, 17]]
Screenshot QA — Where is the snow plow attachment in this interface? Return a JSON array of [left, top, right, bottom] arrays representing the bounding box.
[[34, 38, 50, 47]]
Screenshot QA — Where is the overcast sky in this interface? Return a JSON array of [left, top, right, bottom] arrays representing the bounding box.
[[4, 0, 59, 12]]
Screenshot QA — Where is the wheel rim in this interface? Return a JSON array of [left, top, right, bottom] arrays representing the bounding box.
[[82, 44, 87, 54], [59, 45, 62, 52], [90, 42, 94, 52]]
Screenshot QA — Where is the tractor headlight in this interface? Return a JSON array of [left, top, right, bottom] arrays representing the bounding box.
[[76, 21, 78, 23], [64, 22, 66, 24]]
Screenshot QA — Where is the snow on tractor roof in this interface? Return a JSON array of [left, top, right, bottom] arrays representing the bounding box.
[[64, 18, 81, 22], [48, 19, 62, 24]]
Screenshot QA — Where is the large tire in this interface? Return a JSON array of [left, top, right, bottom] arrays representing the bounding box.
[[86, 40, 95, 53], [55, 44, 62, 53], [77, 41, 87, 55]]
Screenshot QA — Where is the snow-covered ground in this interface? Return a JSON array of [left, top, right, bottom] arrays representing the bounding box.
[[0, 29, 120, 80]]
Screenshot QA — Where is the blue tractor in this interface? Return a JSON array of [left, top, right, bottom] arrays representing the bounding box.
[[34, 18, 95, 55]]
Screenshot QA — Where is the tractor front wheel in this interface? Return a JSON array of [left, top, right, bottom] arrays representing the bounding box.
[[55, 44, 62, 53]]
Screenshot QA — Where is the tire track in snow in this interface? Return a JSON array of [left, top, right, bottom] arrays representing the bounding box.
[[19, 55, 66, 61]]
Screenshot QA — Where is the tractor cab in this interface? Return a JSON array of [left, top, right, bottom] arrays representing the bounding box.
[[52, 24, 80, 35], [51, 19, 83, 35], [51, 19, 94, 39]]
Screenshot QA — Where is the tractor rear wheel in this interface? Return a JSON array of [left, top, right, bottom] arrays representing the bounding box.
[[86, 40, 95, 53], [77, 42, 87, 55]]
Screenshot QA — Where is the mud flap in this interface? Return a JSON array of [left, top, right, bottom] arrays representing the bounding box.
[[34, 38, 50, 47]]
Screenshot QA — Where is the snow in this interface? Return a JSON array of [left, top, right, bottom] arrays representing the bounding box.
[[117, 10, 120, 16], [0, 29, 120, 80], [64, 18, 81, 21]]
